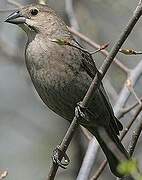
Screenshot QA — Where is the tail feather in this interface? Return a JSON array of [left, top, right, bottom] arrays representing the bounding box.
[[88, 127, 129, 177]]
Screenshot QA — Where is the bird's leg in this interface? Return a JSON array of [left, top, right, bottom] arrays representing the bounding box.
[[75, 102, 90, 125], [52, 145, 70, 169]]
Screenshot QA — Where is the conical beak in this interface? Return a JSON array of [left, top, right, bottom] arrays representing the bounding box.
[[5, 11, 26, 24]]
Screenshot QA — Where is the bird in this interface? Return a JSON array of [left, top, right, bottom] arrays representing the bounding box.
[[5, 4, 129, 177]]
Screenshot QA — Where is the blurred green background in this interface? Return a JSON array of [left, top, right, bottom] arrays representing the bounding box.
[[0, 0, 142, 179]]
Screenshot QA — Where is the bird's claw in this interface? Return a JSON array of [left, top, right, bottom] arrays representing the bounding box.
[[52, 145, 70, 169], [75, 102, 90, 124]]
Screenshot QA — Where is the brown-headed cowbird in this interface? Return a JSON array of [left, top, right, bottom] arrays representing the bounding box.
[[5, 4, 129, 177]]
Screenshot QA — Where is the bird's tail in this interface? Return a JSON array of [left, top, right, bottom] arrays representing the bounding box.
[[88, 127, 129, 177]]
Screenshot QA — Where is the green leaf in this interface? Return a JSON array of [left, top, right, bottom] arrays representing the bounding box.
[[50, 38, 69, 45], [117, 159, 138, 175], [139, 175, 142, 180]]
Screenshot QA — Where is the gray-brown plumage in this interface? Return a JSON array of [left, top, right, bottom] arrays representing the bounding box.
[[5, 4, 129, 177]]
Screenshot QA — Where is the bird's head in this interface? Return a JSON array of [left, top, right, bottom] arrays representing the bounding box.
[[5, 4, 70, 38]]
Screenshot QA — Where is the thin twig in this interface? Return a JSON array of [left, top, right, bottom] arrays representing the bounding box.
[[126, 82, 142, 106], [76, 138, 99, 180], [90, 160, 107, 180], [134, 0, 142, 14], [68, 27, 130, 74], [128, 118, 142, 157], [119, 48, 142, 55], [120, 104, 142, 140], [114, 60, 142, 118], [119, 97, 142, 119]]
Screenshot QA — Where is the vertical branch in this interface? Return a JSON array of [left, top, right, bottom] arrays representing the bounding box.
[[128, 118, 142, 157], [114, 60, 142, 117], [76, 138, 99, 180]]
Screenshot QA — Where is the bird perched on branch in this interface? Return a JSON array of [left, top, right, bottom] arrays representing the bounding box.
[[5, 4, 129, 177]]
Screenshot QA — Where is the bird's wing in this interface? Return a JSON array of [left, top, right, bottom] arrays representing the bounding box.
[[80, 51, 98, 78], [99, 83, 123, 134], [73, 39, 123, 134], [72, 38, 98, 78]]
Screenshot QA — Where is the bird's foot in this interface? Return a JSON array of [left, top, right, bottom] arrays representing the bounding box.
[[75, 102, 90, 124], [52, 145, 70, 169]]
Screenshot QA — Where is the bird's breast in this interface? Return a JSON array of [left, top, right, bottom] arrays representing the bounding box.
[[29, 65, 90, 121], [25, 38, 90, 121]]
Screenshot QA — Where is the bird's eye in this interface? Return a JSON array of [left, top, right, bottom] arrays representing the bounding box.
[[30, 8, 39, 16]]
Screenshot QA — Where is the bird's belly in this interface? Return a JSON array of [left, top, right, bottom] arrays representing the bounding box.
[[41, 86, 80, 121], [29, 67, 110, 128], [32, 70, 89, 122]]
